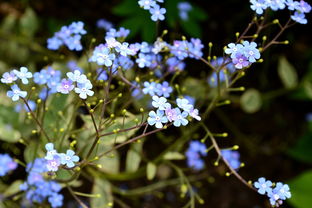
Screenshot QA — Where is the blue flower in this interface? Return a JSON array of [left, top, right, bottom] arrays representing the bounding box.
[[48, 193, 64, 208], [13, 67, 33, 84], [97, 19, 113, 30], [173, 108, 189, 127], [189, 108, 201, 121], [147, 110, 168, 128], [74, 81, 94, 99], [1, 71, 17, 84], [185, 141, 207, 170], [69, 21, 87, 35], [33, 69, 51, 85], [66, 70, 88, 84], [156, 81, 173, 98], [136, 53, 152, 68], [250, 0, 268, 14], [221, 150, 241, 170], [60, 150, 80, 168], [57, 79, 74, 94], [224, 43, 243, 58], [15, 100, 36, 112], [7, 84, 27, 101], [267, 183, 291, 206], [0, 154, 17, 176], [176, 98, 193, 113], [116, 42, 134, 57], [149, 5, 166, 21], [64, 34, 83, 51], [152, 96, 171, 110], [178, 2, 192, 20], [45, 143, 58, 161], [286, 0, 300, 11], [97, 68, 108, 81], [138, 0, 156, 10], [242, 41, 261, 63], [89, 44, 116, 66], [143, 81, 159, 96], [170, 40, 189, 60], [254, 177, 273, 195], [291, 11, 307, 24], [47, 37, 63, 50], [47, 21, 86, 51]]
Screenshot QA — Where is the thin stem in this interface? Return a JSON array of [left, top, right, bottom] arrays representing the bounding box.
[[201, 123, 255, 191], [67, 185, 89, 208], [22, 97, 51, 142]]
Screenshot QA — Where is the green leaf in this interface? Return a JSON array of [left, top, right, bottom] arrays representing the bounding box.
[[19, 8, 39, 37], [0, 105, 22, 143], [126, 142, 142, 173], [24, 141, 41, 163], [1, 14, 17, 33], [288, 131, 312, 164], [278, 56, 298, 89], [97, 149, 120, 174], [163, 151, 185, 160], [240, 88, 262, 114], [3, 180, 23, 197], [288, 170, 312, 208], [147, 162, 157, 180], [91, 179, 113, 208]]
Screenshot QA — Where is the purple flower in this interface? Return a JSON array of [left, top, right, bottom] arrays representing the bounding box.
[[57, 79, 74, 94], [165, 107, 178, 122], [46, 155, 61, 172], [1, 71, 17, 84], [232, 53, 250, 69], [0, 154, 17, 176]]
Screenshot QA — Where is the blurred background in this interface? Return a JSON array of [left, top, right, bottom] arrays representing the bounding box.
[[0, 0, 312, 207]]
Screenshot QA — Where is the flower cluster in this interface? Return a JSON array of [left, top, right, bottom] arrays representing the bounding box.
[[221, 150, 241, 170], [44, 143, 80, 172], [170, 38, 204, 60], [142, 81, 173, 97], [138, 0, 166, 21], [47, 21, 86, 51], [1, 67, 32, 101], [208, 57, 235, 87], [148, 96, 201, 128], [65, 70, 94, 99], [185, 141, 207, 170], [225, 41, 261, 69], [0, 154, 17, 176], [250, 0, 311, 24], [254, 177, 291, 207], [20, 158, 63, 208], [178, 2, 192, 21]]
